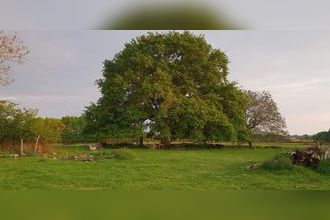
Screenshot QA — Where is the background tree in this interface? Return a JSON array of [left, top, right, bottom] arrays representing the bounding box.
[[0, 100, 37, 145], [246, 90, 287, 147], [0, 31, 29, 86], [0, 100, 65, 147], [31, 118, 65, 143], [313, 129, 330, 143], [61, 116, 87, 143], [85, 31, 249, 147]]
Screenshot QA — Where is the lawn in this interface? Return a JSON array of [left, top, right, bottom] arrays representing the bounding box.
[[0, 146, 328, 190]]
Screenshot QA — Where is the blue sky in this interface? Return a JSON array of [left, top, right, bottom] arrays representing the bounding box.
[[1, 30, 330, 135]]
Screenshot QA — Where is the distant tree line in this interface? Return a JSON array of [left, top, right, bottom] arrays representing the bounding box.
[[0, 100, 91, 146], [313, 130, 330, 143]]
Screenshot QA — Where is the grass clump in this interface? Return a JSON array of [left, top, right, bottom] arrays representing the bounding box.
[[37, 158, 47, 163], [110, 149, 136, 160], [317, 159, 330, 174], [261, 154, 293, 171]]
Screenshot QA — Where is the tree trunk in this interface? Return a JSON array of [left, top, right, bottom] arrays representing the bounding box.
[[34, 135, 40, 154], [139, 136, 144, 146], [161, 138, 171, 148], [248, 141, 253, 148]]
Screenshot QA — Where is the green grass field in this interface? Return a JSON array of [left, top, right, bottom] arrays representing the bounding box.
[[0, 146, 328, 190]]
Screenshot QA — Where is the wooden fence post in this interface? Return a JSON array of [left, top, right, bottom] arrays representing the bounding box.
[[34, 135, 40, 154], [20, 139, 24, 156]]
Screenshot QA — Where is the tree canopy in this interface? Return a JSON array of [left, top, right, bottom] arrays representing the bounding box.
[[0, 100, 64, 145], [0, 31, 29, 86], [84, 31, 249, 146], [246, 90, 287, 136], [61, 116, 87, 143], [313, 129, 330, 143], [0, 100, 37, 145]]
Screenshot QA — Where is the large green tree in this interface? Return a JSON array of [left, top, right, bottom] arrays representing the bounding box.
[[85, 31, 249, 147]]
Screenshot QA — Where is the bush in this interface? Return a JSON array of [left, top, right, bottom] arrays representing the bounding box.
[[317, 159, 330, 174], [261, 154, 293, 171], [110, 149, 135, 160], [288, 146, 322, 169]]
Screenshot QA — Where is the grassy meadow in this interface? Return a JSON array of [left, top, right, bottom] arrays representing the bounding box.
[[0, 145, 328, 190]]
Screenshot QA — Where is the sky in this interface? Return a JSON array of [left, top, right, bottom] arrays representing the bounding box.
[[1, 30, 330, 135], [1, 0, 330, 30]]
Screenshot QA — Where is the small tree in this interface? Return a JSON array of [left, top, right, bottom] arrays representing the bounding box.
[[0, 31, 29, 86], [246, 90, 287, 147]]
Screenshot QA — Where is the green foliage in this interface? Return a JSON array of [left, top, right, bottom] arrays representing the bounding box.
[[261, 154, 293, 171], [85, 31, 249, 144], [0, 100, 64, 145], [317, 159, 330, 174], [0, 100, 38, 144], [31, 117, 65, 143], [109, 149, 136, 160], [61, 116, 87, 143], [313, 130, 330, 143]]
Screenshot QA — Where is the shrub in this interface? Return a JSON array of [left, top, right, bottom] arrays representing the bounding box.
[[110, 149, 135, 160], [261, 154, 293, 171], [317, 159, 330, 174], [288, 146, 322, 169]]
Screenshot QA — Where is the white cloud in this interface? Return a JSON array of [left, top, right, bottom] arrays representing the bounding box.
[[1, 96, 17, 101]]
